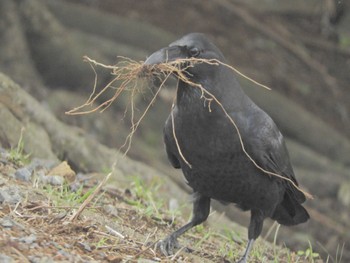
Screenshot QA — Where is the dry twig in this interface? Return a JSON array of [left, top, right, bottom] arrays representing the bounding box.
[[69, 165, 113, 221], [66, 56, 312, 199]]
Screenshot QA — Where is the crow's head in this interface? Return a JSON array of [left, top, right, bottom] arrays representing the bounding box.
[[144, 33, 226, 81]]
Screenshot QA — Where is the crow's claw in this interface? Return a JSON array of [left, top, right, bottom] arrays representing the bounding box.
[[236, 257, 247, 263], [157, 235, 180, 256]]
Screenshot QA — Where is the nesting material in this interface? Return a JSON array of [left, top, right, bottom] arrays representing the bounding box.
[[66, 56, 312, 199]]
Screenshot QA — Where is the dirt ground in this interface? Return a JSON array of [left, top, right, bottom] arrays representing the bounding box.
[[0, 148, 315, 263]]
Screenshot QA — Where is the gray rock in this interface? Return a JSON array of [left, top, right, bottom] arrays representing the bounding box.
[[0, 217, 14, 228], [0, 148, 10, 164], [27, 158, 59, 173], [14, 167, 32, 181], [0, 217, 25, 230], [27, 256, 55, 263], [37, 171, 64, 186], [103, 204, 118, 217], [0, 254, 14, 263], [46, 175, 64, 185], [0, 186, 22, 204], [57, 249, 72, 259], [19, 234, 37, 244], [63, 243, 72, 249], [39, 175, 64, 186], [78, 242, 92, 252]]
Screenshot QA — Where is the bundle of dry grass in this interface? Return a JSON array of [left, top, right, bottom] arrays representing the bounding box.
[[66, 56, 312, 199]]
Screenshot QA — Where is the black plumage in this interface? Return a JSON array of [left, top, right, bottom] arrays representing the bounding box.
[[144, 33, 309, 263]]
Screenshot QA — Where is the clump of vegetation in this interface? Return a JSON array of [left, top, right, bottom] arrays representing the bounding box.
[[0, 149, 319, 262], [44, 183, 98, 208], [8, 127, 31, 166], [297, 241, 322, 263], [126, 176, 165, 220]]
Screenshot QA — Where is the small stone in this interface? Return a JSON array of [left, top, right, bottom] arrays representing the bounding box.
[[103, 204, 118, 217], [57, 249, 71, 259], [0, 217, 14, 228], [19, 234, 37, 244], [63, 243, 72, 249], [78, 242, 92, 252], [29, 242, 39, 249], [0, 186, 22, 204], [5, 218, 25, 230], [28, 256, 54, 263], [47, 161, 76, 183], [0, 254, 14, 263], [14, 167, 32, 181], [45, 175, 64, 186], [38, 172, 64, 186], [0, 148, 10, 161], [55, 211, 68, 220], [27, 158, 58, 172]]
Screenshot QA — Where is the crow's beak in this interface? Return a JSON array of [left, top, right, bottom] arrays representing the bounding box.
[[144, 45, 185, 65]]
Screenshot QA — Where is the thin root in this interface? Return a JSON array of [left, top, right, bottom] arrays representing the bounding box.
[[66, 56, 312, 200]]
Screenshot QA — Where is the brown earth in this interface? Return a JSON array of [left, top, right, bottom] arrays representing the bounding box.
[[0, 151, 305, 263]]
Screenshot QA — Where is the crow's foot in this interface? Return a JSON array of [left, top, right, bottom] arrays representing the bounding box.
[[157, 235, 180, 256], [236, 256, 248, 263]]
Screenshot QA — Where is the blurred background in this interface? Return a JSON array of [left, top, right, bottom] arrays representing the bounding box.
[[1, 0, 349, 261]]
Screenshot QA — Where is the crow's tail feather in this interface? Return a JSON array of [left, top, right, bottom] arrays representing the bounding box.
[[271, 191, 309, 226]]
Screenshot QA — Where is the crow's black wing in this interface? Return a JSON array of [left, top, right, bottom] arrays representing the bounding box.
[[163, 116, 181, 169], [243, 111, 306, 203]]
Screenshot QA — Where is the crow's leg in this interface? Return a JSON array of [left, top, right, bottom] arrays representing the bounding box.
[[158, 193, 211, 256], [237, 209, 264, 263]]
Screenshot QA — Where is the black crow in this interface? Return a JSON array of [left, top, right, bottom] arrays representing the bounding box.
[[144, 33, 309, 263]]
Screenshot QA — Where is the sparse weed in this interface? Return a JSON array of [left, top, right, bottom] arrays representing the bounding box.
[[215, 229, 243, 262], [127, 176, 165, 220], [334, 242, 345, 263], [318, 241, 345, 263], [222, 228, 244, 244], [194, 228, 212, 248], [194, 224, 205, 233], [95, 237, 109, 249], [297, 240, 320, 263], [101, 166, 112, 175], [44, 183, 97, 208], [273, 224, 281, 262], [8, 127, 31, 165], [250, 243, 266, 262]]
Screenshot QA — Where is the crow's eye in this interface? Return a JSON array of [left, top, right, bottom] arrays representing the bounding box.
[[188, 47, 200, 57]]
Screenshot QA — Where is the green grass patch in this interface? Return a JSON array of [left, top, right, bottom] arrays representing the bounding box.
[[44, 183, 98, 208], [8, 127, 31, 166]]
